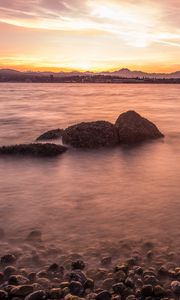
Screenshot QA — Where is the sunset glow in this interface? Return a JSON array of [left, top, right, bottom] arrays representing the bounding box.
[[0, 0, 180, 72]]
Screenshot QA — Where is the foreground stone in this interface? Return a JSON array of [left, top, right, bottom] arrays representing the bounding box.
[[115, 110, 164, 144], [0, 143, 67, 157], [62, 121, 119, 148], [36, 129, 64, 141]]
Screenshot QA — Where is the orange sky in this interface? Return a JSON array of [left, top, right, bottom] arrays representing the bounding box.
[[0, 0, 180, 72]]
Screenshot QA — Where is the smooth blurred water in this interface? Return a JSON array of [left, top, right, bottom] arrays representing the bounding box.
[[0, 83, 180, 252]]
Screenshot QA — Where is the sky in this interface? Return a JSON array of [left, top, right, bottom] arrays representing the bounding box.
[[0, 0, 180, 72]]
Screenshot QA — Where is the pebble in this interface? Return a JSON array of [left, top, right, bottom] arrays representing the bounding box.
[[8, 275, 29, 285], [112, 283, 125, 294], [101, 257, 112, 266], [102, 278, 114, 290], [24, 290, 46, 300], [141, 285, 153, 297], [27, 230, 42, 242], [153, 285, 166, 297], [171, 281, 180, 294], [71, 260, 85, 270], [49, 288, 62, 299], [96, 290, 111, 300], [1, 254, 16, 265], [69, 281, 83, 296], [0, 290, 8, 300], [10, 285, 34, 297]]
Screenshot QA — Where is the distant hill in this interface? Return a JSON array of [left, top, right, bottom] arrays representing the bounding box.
[[0, 69, 21, 75], [0, 68, 180, 79], [101, 68, 180, 79]]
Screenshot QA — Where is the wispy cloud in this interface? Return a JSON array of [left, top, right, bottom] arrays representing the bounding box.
[[0, 0, 179, 71]]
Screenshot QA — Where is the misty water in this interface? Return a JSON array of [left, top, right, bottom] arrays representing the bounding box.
[[0, 83, 180, 265]]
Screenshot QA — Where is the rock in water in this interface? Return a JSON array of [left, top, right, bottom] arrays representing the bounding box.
[[36, 129, 64, 141], [0, 143, 67, 157], [62, 121, 119, 148], [115, 110, 164, 144]]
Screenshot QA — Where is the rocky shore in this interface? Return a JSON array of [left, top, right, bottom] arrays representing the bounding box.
[[0, 229, 179, 300]]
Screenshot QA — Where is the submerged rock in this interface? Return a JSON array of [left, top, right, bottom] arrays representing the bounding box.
[[62, 121, 119, 148], [1, 254, 16, 265], [27, 230, 42, 242], [115, 110, 164, 144], [36, 129, 64, 141], [0, 143, 67, 157]]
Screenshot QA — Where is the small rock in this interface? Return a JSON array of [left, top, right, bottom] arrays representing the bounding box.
[[102, 278, 113, 290], [154, 285, 166, 297], [8, 275, 29, 285], [10, 285, 34, 297], [49, 288, 62, 299], [84, 279, 94, 290], [24, 290, 46, 300], [60, 282, 69, 289], [0, 143, 67, 157], [144, 275, 158, 285], [171, 281, 180, 294], [28, 272, 36, 283], [72, 260, 85, 270], [112, 283, 125, 294], [27, 230, 42, 242], [125, 278, 134, 288], [134, 266, 143, 276], [96, 290, 111, 300], [1, 254, 16, 265], [37, 277, 51, 288], [69, 281, 83, 296], [0, 290, 8, 299], [36, 129, 64, 141], [4, 266, 17, 278], [101, 257, 112, 266], [141, 285, 153, 297], [48, 263, 60, 272]]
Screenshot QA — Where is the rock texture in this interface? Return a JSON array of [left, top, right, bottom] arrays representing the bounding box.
[[115, 110, 164, 144], [0, 143, 67, 157], [62, 121, 119, 148], [36, 129, 64, 141]]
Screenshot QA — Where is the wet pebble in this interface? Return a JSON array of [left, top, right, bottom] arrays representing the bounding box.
[[141, 285, 153, 297], [49, 288, 62, 299], [10, 285, 34, 297], [96, 290, 111, 300], [101, 257, 112, 266], [24, 290, 46, 300], [171, 281, 180, 294], [0, 290, 8, 300], [69, 281, 83, 296], [1, 254, 16, 265]]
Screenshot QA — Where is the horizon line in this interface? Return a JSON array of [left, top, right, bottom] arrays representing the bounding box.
[[0, 67, 179, 75]]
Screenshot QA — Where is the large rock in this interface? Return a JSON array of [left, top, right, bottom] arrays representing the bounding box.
[[0, 143, 67, 157], [115, 110, 164, 144], [62, 121, 119, 148], [36, 129, 64, 141]]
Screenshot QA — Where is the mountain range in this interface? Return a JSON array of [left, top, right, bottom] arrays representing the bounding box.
[[0, 68, 180, 79]]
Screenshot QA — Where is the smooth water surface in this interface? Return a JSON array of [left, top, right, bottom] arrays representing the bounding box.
[[0, 83, 179, 253]]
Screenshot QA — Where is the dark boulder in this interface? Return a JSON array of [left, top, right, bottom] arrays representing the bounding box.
[[0, 143, 67, 157], [36, 129, 64, 141], [115, 110, 164, 144], [62, 121, 119, 148]]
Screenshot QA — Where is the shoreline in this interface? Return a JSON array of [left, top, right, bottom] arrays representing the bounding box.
[[0, 231, 180, 300]]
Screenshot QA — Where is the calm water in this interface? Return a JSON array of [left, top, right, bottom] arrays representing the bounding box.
[[0, 83, 180, 254]]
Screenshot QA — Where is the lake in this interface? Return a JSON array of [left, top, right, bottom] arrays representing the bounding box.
[[0, 83, 180, 263]]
